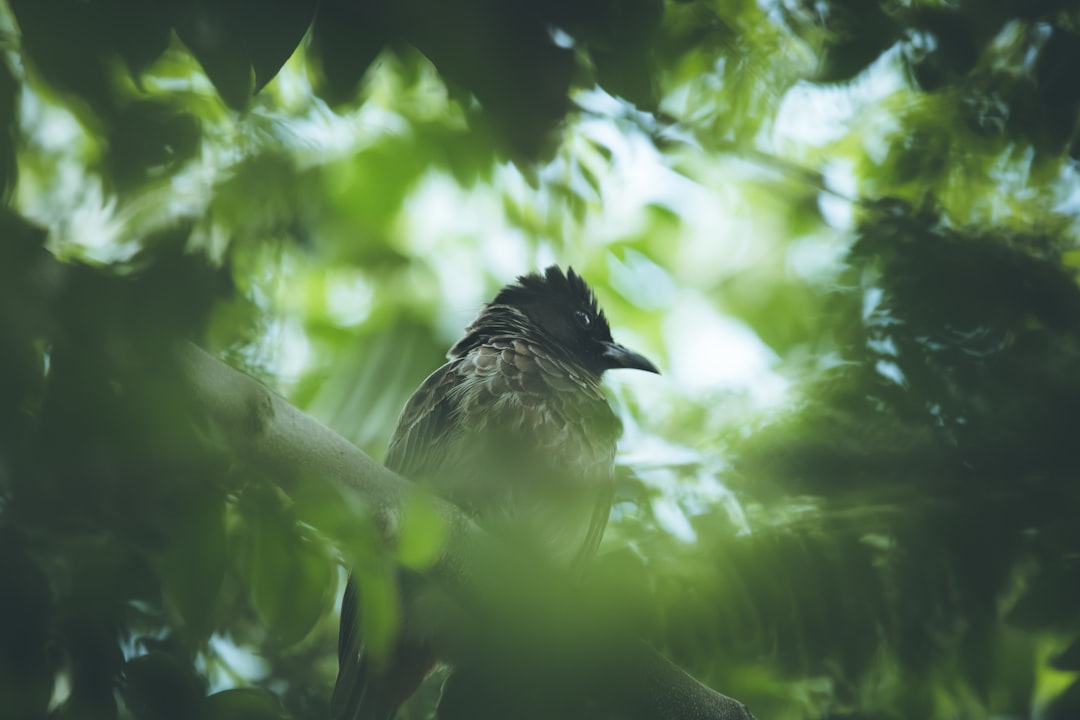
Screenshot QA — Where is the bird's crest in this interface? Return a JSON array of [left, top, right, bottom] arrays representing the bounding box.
[[492, 265, 603, 321], [449, 265, 617, 362]]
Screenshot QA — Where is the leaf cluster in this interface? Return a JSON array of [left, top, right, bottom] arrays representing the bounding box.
[[5, 1, 1080, 719]]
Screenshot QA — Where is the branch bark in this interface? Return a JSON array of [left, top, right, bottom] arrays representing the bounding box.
[[174, 341, 756, 720]]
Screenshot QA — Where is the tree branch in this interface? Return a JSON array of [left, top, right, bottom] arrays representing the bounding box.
[[174, 341, 756, 720]]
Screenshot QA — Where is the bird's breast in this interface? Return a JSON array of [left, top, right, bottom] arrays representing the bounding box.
[[465, 339, 606, 401], [437, 339, 620, 547]]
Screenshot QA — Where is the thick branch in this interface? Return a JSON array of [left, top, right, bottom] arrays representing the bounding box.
[[174, 341, 756, 720]]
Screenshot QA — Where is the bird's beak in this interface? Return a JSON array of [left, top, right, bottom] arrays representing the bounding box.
[[600, 342, 660, 374]]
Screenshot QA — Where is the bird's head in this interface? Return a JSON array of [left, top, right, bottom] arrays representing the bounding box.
[[450, 265, 659, 377]]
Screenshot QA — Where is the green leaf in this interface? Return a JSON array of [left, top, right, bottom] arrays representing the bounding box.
[[243, 0, 319, 93], [155, 490, 228, 639], [396, 491, 446, 571], [107, 100, 201, 191], [107, 0, 173, 78], [124, 652, 206, 720], [240, 491, 335, 647], [310, 0, 388, 105], [594, 49, 657, 109], [0, 534, 55, 717], [175, 1, 254, 111], [203, 688, 289, 720], [0, 57, 17, 201], [354, 565, 399, 666], [9, 0, 115, 113]]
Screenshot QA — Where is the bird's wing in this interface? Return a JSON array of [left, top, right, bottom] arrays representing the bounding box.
[[562, 405, 617, 572], [331, 571, 435, 720], [383, 361, 466, 480], [332, 363, 464, 720], [331, 576, 368, 720], [574, 473, 614, 570]]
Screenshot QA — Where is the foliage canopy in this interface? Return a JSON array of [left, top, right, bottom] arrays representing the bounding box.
[[4, 1, 1080, 719]]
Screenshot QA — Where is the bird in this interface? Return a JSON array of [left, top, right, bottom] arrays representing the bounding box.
[[331, 265, 659, 720]]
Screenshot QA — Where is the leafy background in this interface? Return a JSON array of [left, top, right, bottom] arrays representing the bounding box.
[[3, 0, 1080, 718]]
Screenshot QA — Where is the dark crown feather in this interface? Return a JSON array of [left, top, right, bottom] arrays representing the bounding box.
[[448, 266, 608, 359], [492, 265, 602, 319]]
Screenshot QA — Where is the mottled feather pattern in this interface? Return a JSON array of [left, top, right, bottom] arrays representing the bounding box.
[[332, 266, 655, 720], [386, 333, 619, 566]]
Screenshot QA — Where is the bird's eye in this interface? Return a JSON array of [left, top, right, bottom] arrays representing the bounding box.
[[575, 310, 592, 328]]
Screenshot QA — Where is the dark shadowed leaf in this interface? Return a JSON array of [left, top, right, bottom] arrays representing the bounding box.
[[175, 1, 255, 110], [156, 489, 228, 639], [594, 49, 657, 109], [1005, 559, 1080, 632], [240, 490, 336, 647], [814, 0, 900, 83], [1052, 638, 1080, 671], [310, 0, 390, 105], [124, 652, 206, 720], [1044, 679, 1080, 720], [0, 532, 55, 717], [243, 0, 319, 93], [9, 0, 116, 114], [107, 100, 202, 191], [0, 57, 17, 200], [1036, 27, 1080, 155], [204, 688, 290, 720], [106, 0, 174, 78]]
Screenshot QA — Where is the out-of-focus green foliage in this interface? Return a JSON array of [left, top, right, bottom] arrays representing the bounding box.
[[5, 0, 1080, 718]]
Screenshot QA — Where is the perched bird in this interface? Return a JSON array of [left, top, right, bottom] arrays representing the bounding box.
[[331, 265, 658, 720]]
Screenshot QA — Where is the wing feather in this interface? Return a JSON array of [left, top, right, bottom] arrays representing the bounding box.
[[383, 362, 466, 480], [334, 340, 620, 719], [332, 363, 465, 720]]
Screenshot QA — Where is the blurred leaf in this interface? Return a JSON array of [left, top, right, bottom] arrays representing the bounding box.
[[175, 0, 318, 108], [396, 491, 446, 571], [241, 490, 335, 647], [124, 652, 206, 720], [156, 489, 228, 639], [175, 1, 255, 110], [1051, 637, 1080, 671], [902, 6, 980, 92], [0, 209, 51, 431], [310, 0, 389, 105], [1044, 679, 1080, 720], [1005, 559, 1080, 632], [245, 0, 319, 93], [55, 618, 124, 720], [107, 100, 201, 191], [9, 0, 115, 110], [0, 57, 17, 201], [106, 0, 173, 78], [203, 688, 289, 720], [355, 564, 399, 667], [9, 1, 1080, 718], [0, 531, 55, 717], [402, 0, 575, 159], [594, 49, 657, 109], [814, 0, 900, 84], [1036, 27, 1080, 155]]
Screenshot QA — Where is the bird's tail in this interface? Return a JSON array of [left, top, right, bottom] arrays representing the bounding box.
[[331, 574, 435, 720]]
